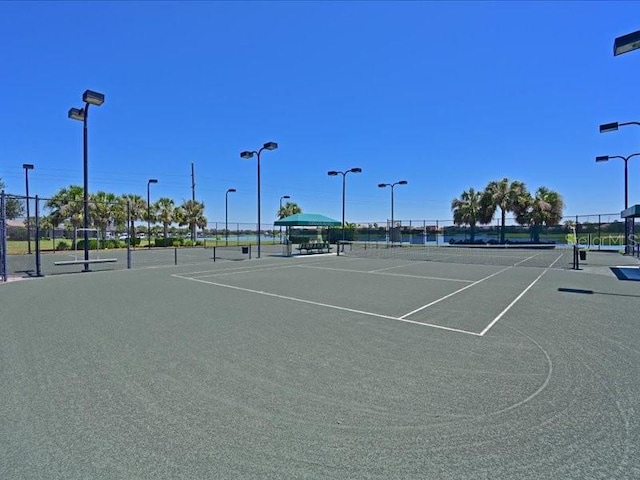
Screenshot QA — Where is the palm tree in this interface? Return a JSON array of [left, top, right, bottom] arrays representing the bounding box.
[[277, 201, 302, 219], [45, 185, 85, 240], [90, 191, 119, 239], [0, 178, 24, 219], [121, 194, 147, 244], [176, 199, 206, 241], [483, 178, 528, 244], [451, 188, 491, 242], [514, 187, 564, 242], [154, 197, 176, 243]]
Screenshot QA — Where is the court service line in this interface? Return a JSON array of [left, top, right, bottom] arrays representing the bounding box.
[[297, 264, 474, 283], [399, 266, 513, 319], [172, 274, 482, 336], [178, 262, 302, 277], [189, 264, 300, 279], [478, 253, 563, 336]]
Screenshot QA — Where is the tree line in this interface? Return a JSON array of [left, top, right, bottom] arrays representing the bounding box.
[[451, 178, 563, 243], [39, 185, 206, 243]]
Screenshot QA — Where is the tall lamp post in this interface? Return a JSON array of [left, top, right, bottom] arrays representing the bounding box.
[[147, 179, 158, 249], [22, 163, 34, 254], [327, 168, 362, 242], [68, 89, 105, 272], [225, 188, 236, 246], [240, 142, 278, 259], [596, 154, 640, 253], [279, 195, 290, 244], [600, 121, 640, 254], [378, 180, 408, 244]]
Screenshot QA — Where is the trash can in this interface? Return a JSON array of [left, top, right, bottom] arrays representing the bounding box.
[[242, 246, 249, 254], [579, 250, 586, 261]]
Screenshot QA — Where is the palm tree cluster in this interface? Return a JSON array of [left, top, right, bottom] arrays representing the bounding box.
[[43, 185, 206, 244], [451, 178, 564, 243]]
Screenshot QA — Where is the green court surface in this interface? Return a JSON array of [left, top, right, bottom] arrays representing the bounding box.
[[1, 251, 640, 479]]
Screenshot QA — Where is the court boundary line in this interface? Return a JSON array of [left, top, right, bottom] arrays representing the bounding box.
[[399, 266, 513, 319], [296, 264, 474, 283], [478, 253, 563, 336], [171, 273, 482, 336]]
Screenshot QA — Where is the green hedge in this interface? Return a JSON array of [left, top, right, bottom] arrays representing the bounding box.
[[155, 237, 183, 247]]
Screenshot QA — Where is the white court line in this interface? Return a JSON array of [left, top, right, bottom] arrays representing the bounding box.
[[298, 264, 474, 283], [171, 274, 482, 336], [180, 262, 286, 276], [479, 253, 563, 336], [369, 263, 417, 273], [399, 266, 513, 319], [189, 264, 299, 279]]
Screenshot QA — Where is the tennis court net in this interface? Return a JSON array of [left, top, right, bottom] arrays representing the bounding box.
[[336, 241, 574, 269]]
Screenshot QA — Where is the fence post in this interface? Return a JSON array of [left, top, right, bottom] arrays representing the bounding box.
[[126, 201, 131, 269], [1, 191, 6, 282], [35, 195, 42, 277]]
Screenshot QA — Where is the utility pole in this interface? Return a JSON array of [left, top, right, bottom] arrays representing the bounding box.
[[191, 162, 196, 202]]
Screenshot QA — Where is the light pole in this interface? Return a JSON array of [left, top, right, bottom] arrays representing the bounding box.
[[599, 120, 640, 254], [68, 89, 105, 272], [225, 188, 236, 246], [327, 168, 362, 242], [147, 179, 158, 249], [240, 142, 278, 258], [378, 180, 408, 244], [22, 163, 34, 254], [596, 154, 640, 253], [279, 195, 290, 244], [613, 29, 640, 56]]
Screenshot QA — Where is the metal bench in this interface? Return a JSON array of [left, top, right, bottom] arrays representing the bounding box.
[[54, 258, 118, 266], [296, 243, 333, 254]]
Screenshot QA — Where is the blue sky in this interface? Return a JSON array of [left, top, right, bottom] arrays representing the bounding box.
[[1, 1, 640, 226]]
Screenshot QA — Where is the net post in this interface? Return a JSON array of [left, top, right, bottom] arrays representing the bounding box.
[[213, 246, 216, 262], [35, 195, 43, 277], [126, 200, 132, 269], [1, 191, 6, 282], [175, 246, 178, 265]]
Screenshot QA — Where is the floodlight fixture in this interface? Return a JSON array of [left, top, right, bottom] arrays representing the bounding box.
[[68, 108, 85, 121], [599, 122, 619, 133], [82, 89, 105, 106], [595, 156, 610, 163], [614, 29, 640, 56], [263, 141, 278, 151]]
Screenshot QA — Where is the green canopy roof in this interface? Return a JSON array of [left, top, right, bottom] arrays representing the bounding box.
[[274, 213, 341, 227]]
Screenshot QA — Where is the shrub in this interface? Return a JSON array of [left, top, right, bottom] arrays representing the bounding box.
[[77, 239, 99, 250], [102, 239, 119, 249], [184, 239, 194, 247], [56, 240, 70, 251], [155, 237, 183, 247]]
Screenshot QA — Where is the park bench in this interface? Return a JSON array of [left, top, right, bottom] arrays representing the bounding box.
[[296, 242, 333, 254], [54, 258, 118, 266]]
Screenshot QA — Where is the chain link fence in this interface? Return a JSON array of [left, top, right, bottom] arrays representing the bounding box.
[[1, 191, 638, 282]]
